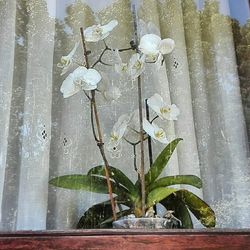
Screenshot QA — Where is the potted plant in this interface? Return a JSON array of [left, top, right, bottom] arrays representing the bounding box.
[[49, 10, 216, 229]]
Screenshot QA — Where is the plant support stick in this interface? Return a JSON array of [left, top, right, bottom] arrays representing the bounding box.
[[131, 3, 146, 216], [80, 27, 117, 221]]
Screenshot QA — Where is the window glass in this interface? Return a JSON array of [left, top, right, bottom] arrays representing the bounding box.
[[0, 0, 249, 231]]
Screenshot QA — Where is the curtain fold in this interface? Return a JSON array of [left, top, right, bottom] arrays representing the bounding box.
[[201, 0, 250, 227], [15, 0, 56, 230], [0, 0, 17, 231], [0, 0, 249, 230]]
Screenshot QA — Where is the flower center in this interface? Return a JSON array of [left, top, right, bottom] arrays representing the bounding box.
[[160, 107, 171, 114], [154, 129, 165, 139], [146, 54, 157, 62], [121, 64, 128, 72], [133, 60, 143, 70], [111, 133, 119, 142], [61, 57, 70, 66], [93, 26, 103, 36]]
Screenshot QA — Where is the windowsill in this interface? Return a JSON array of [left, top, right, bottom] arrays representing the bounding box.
[[0, 229, 250, 249]]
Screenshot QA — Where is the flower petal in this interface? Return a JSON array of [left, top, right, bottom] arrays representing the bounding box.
[[72, 66, 88, 78], [102, 20, 118, 33], [58, 42, 79, 75], [83, 68, 102, 86], [143, 119, 155, 138], [128, 53, 145, 80], [84, 20, 118, 42], [113, 113, 130, 140], [60, 74, 81, 98], [147, 93, 164, 110], [84, 25, 101, 42], [159, 38, 175, 54], [68, 42, 79, 58], [143, 119, 168, 144], [139, 34, 161, 55]]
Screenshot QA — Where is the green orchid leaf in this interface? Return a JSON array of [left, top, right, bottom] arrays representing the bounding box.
[[49, 175, 110, 193], [145, 138, 182, 187], [49, 174, 129, 199], [146, 187, 177, 208], [77, 200, 131, 229], [87, 165, 137, 197], [174, 189, 216, 228], [148, 175, 202, 192], [160, 194, 193, 229], [77, 200, 113, 229]]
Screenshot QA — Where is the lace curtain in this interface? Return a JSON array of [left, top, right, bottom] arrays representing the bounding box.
[[0, 0, 250, 230]]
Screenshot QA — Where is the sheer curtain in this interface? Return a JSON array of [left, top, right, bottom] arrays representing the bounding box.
[[0, 0, 250, 231]]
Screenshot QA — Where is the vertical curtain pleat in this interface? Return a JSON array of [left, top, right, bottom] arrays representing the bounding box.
[[11, 0, 56, 230], [1, 0, 56, 230], [0, 0, 19, 231], [182, 0, 214, 200], [137, 0, 180, 175], [201, 0, 250, 227], [158, 0, 202, 198]]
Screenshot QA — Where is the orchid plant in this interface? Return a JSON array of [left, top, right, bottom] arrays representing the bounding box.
[[49, 16, 216, 229]]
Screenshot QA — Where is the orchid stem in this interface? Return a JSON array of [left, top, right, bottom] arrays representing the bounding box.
[[133, 144, 137, 172], [91, 47, 109, 68], [90, 102, 99, 142], [146, 99, 156, 214], [131, 3, 146, 217], [83, 90, 91, 101], [145, 99, 153, 167], [91, 40, 134, 68], [150, 115, 159, 124], [124, 136, 148, 146], [137, 76, 146, 216], [80, 27, 117, 221]]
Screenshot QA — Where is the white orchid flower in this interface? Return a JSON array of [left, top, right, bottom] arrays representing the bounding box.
[[57, 42, 79, 75], [84, 20, 118, 42], [139, 34, 175, 63], [113, 49, 128, 76], [147, 93, 180, 120], [79, 68, 102, 90], [60, 66, 102, 98], [107, 114, 130, 158], [60, 74, 82, 98], [143, 119, 169, 144], [110, 114, 130, 144], [128, 53, 145, 80]]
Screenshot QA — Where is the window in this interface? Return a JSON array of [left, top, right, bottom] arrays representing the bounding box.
[[0, 0, 250, 231]]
